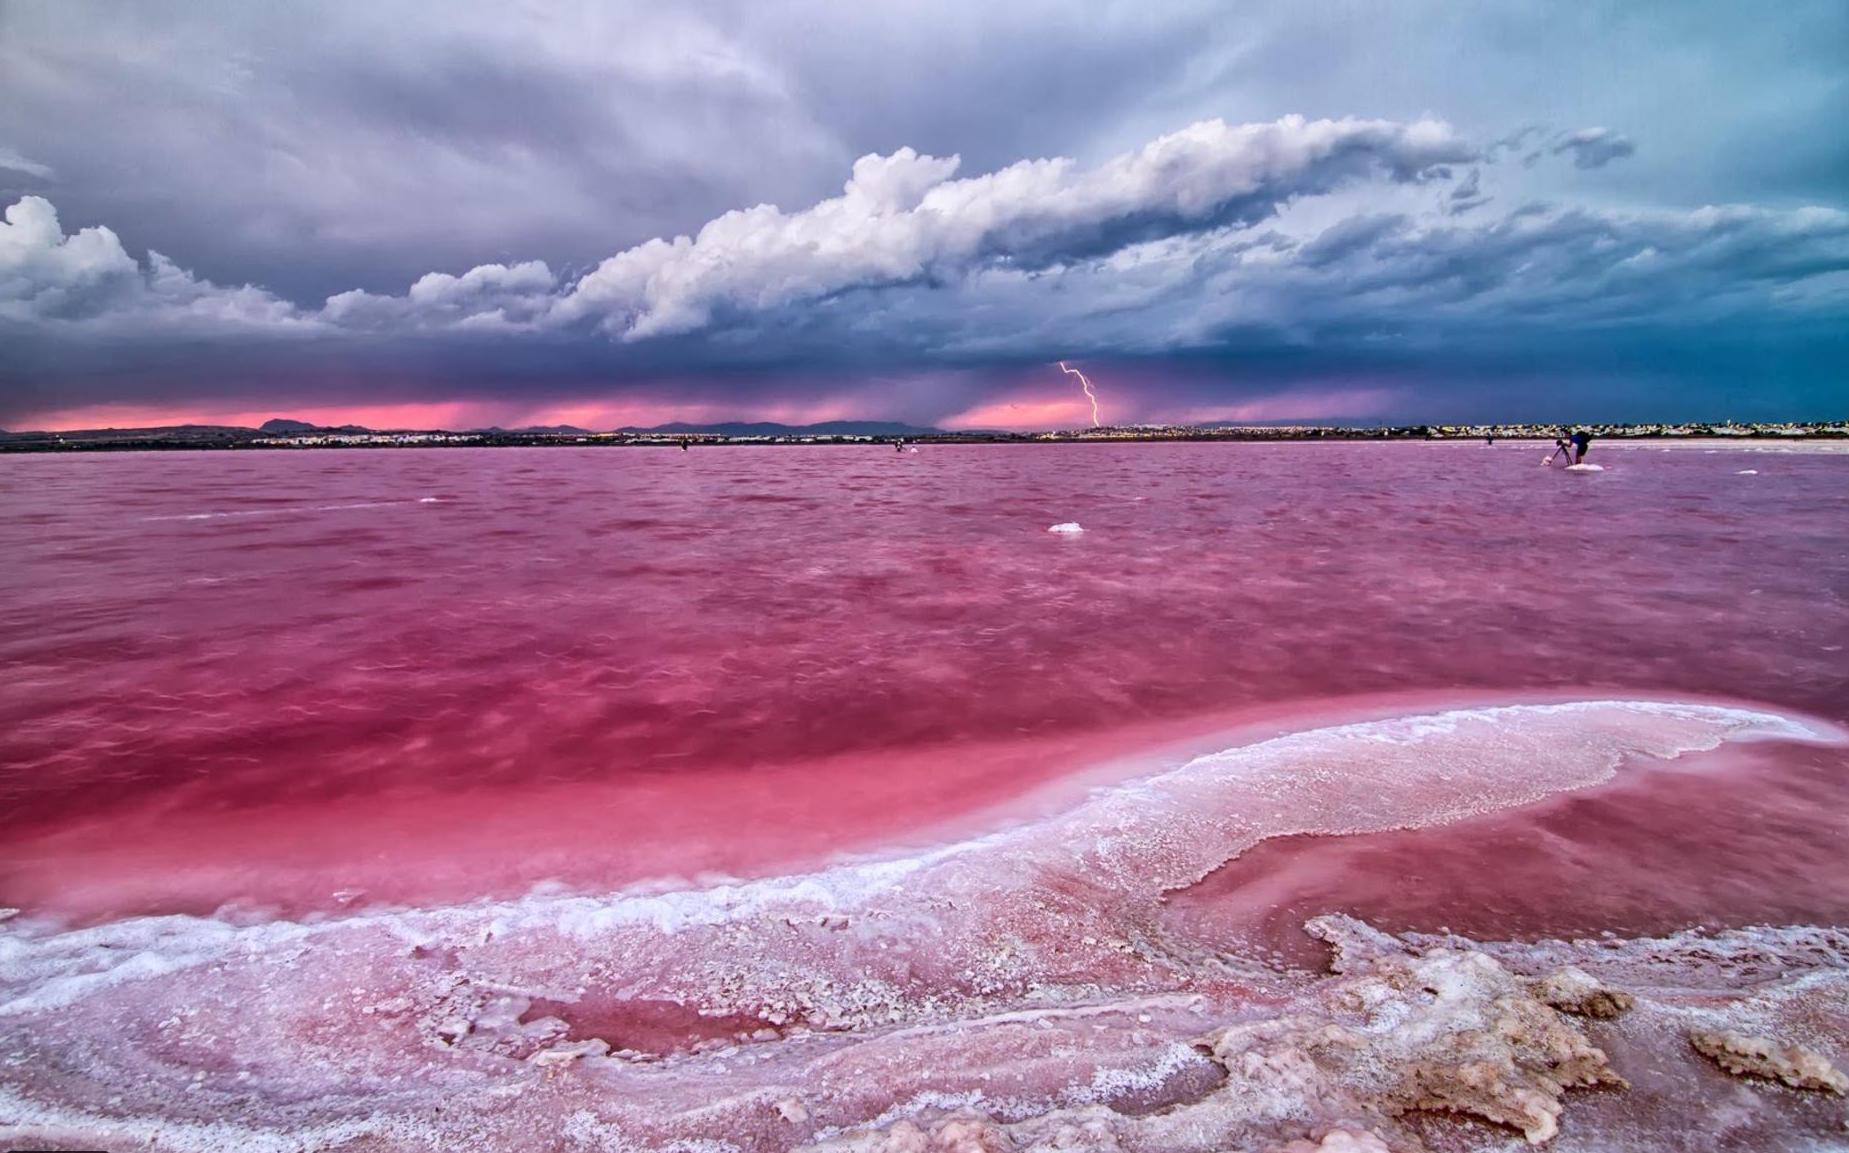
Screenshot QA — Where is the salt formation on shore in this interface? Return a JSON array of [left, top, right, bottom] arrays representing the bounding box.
[[804, 914, 1847, 1153], [1690, 1030, 1848, 1093], [1200, 917, 1625, 1145], [4, 900, 1845, 1153], [812, 916, 1629, 1151], [1, 699, 1844, 1152], [1531, 966, 1634, 1019]]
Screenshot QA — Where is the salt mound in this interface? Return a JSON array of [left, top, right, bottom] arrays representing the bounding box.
[[1531, 966, 1633, 1019], [1047, 522, 1084, 534], [1564, 463, 1604, 473], [811, 915, 1624, 1150], [1213, 915, 1625, 1144], [1737, 469, 1758, 475], [1690, 1030, 1847, 1093]]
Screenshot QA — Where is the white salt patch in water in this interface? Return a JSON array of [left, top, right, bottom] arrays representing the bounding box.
[[1738, 469, 1758, 475], [142, 498, 440, 522], [1565, 463, 1605, 472], [1047, 522, 1084, 534]]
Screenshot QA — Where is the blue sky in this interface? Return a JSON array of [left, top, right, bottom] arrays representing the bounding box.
[[1, 0, 1844, 429]]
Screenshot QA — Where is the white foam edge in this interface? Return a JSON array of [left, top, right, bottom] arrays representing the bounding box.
[[1, 699, 1837, 1018]]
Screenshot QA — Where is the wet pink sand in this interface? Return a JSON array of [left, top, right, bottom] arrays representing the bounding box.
[[1, 441, 1846, 931]]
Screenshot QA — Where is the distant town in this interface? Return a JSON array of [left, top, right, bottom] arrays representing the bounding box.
[[1, 416, 1845, 453]]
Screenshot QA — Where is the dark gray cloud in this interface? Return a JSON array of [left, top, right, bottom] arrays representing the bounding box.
[[0, 1, 1232, 302], [1552, 128, 1637, 169], [1446, 168, 1490, 214], [7, 156, 1842, 425], [0, 115, 1478, 340]]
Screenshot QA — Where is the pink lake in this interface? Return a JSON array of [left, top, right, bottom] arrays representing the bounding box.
[[1, 441, 1845, 1152]]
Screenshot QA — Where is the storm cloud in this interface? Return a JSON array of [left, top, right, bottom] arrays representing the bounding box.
[[547, 116, 1474, 339], [1, 0, 1845, 428]]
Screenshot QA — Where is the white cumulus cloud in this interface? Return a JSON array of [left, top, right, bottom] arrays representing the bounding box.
[[0, 196, 305, 331], [553, 115, 1476, 339], [323, 260, 558, 331]]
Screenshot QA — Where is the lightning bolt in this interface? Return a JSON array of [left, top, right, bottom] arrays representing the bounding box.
[[1058, 361, 1101, 428]]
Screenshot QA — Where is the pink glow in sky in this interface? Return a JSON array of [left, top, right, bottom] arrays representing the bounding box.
[[19, 395, 874, 433], [18, 400, 532, 433], [940, 376, 1401, 431], [942, 395, 1098, 431]]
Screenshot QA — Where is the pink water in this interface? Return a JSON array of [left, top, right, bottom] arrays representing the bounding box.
[[2, 442, 1845, 919], [2, 441, 1846, 1151]]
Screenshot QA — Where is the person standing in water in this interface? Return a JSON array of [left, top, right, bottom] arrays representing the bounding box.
[[1547, 428, 1591, 465]]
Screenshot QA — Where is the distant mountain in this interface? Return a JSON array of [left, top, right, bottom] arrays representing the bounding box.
[[260, 419, 376, 434], [471, 424, 593, 435], [10, 423, 262, 440], [621, 420, 943, 437]]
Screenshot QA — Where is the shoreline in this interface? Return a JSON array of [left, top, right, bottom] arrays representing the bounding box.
[[4, 426, 1846, 454], [3, 691, 1844, 1153], [5, 687, 1836, 930]]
